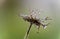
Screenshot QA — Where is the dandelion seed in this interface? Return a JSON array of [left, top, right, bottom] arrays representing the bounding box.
[[19, 8, 52, 39]]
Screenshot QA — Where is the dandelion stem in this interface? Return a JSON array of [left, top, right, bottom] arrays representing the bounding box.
[[24, 23, 32, 39]]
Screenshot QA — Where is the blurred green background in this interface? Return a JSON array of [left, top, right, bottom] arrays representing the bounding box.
[[0, 0, 60, 39]]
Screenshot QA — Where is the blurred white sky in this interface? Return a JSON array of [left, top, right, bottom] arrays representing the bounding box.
[[22, 0, 59, 10], [22, 0, 60, 19]]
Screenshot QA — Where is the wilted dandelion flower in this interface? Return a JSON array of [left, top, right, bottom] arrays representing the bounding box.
[[19, 9, 52, 39]]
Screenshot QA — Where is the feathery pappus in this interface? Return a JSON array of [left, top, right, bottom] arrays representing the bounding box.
[[19, 9, 52, 39]]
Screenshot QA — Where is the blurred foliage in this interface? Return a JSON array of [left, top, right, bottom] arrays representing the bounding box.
[[0, 0, 60, 39]]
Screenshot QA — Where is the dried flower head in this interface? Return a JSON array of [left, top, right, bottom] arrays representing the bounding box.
[[19, 9, 52, 39]]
